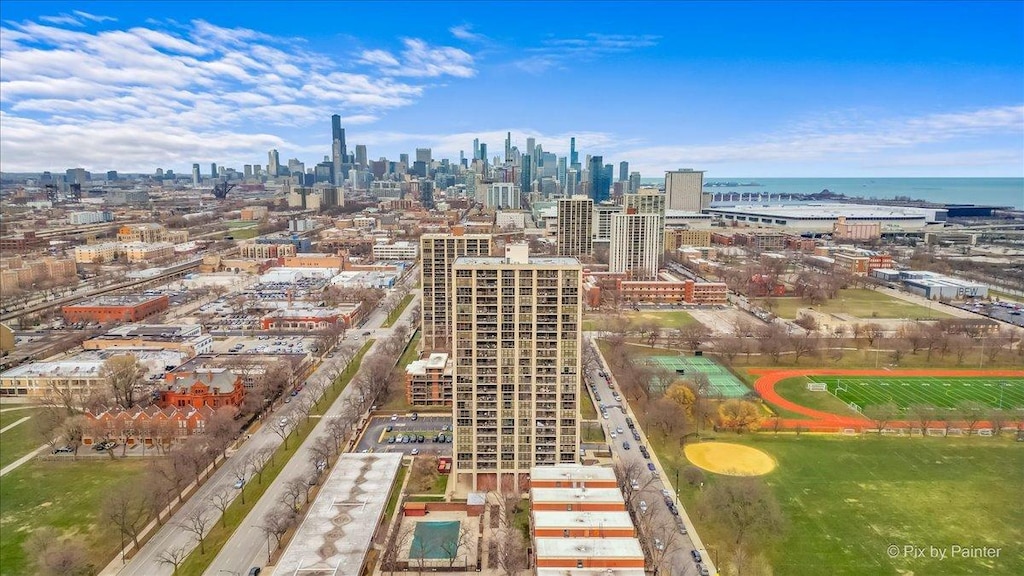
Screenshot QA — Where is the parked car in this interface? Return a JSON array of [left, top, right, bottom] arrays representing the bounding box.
[[639, 500, 648, 514], [52, 446, 73, 454], [234, 479, 245, 489], [691, 550, 702, 563], [410, 448, 420, 456], [622, 441, 631, 450], [248, 567, 262, 576], [654, 538, 664, 551]]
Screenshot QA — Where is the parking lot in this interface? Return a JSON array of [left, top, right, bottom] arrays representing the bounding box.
[[952, 300, 1024, 328], [211, 334, 320, 355], [355, 413, 452, 456]]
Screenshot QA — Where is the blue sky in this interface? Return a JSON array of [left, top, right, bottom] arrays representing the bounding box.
[[1, 1, 1022, 177]]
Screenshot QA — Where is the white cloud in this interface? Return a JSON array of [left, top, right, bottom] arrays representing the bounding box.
[[511, 32, 661, 74], [622, 105, 1024, 175], [72, 11, 118, 23], [0, 16, 476, 172], [450, 24, 487, 43]]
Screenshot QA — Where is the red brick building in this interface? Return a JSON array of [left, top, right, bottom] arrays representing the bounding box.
[[159, 368, 245, 409], [83, 405, 218, 449], [62, 294, 169, 324]]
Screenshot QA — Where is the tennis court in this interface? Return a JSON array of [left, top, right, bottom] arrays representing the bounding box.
[[409, 520, 461, 559], [644, 355, 750, 398]]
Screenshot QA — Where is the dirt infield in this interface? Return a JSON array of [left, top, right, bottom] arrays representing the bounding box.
[[684, 442, 776, 476], [752, 368, 1024, 432]]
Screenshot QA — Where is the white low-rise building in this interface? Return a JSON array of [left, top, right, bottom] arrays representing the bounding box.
[[372, 240, 418, 261]]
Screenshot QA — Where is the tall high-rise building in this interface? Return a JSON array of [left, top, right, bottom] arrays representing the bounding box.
[[593, 202, 623, 241], [479, 144, 487, 167], [609, 212, 662, 279], [628, 171, 642, 194], [452, 244, 582, 491], [619, 161, 629, 182], [665, 169, 705, 211], [332, 114, 346, 184], [210, 163, 218, 179], [267, 150, 280, 178], [556, 196, 594, 257], [355, 144, 367, 168], [416, 148, 432, 165], [420, 232, 493, 352], [486, 183, 520, 210], [244, 164, 253, 178], [526, 137, 536, 160], [623, 187, 666, 258], [569, 137, 579, 168], [566, 169, 579, 196], [556, 157, 567, 191], [588, 156, 610, 203], [399, 153, 410, 168], [505, 132, 512, 163], [521, 155, 533, 194], [472, 138, 480, 161], [192, 164, 200, 187]]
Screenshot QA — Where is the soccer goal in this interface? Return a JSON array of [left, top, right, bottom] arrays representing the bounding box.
[[806, 382, 828, 392]]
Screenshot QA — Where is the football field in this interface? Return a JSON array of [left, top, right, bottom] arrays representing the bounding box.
[[810, 375, 1024, 411]]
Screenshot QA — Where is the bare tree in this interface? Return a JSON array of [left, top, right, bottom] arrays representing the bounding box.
[[863, 402, 900, 433], [679, 323, 713, 351], [144, 460, 179, 524], [281, 476, 308, 512], [682, 465, 705, 487], [614, 459, 655, 504], [956, 400, 986, 435], [789, 332, 821, 365], [230, 460, 251, 505], [294, 394, 315, 425], [24, 528, 91, 576], [309, 435, 335, 470], [208, 487, 234, 527], [271, 414, 296, 450], [697, 477, 784, 547], [61, 415, 89, 458], [260, 505, 297, 558], [325, 415, 350, 451], [34, 405, 68, 451], [156, 545, 188, 575], [715, 337, 746, 363], [987, 407, 1007, 435], [206, 406, 240, 458], [439, 525, 473, 568], [102, 484, 149, 552], [179, 504, 212, 554], [252, 446, 275, 483], [99, 354, 147, 407], [493, 526, 528, 576]]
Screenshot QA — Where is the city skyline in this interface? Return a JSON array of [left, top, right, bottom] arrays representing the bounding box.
[[1, 1, 1022, 177]]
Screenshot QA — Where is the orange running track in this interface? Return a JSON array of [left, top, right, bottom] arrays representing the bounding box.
[[751, 368, 1024, 432]]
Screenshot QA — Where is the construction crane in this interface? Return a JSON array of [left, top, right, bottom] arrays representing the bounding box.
[[212, 181, 236, 199]]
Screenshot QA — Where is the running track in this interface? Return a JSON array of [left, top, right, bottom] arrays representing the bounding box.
[[751, 368, 1024, 432]]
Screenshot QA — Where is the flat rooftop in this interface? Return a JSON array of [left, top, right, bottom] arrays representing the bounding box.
[[533, 510, 634, 530], [707, 202, 943, 220], [453, 256, 581, 267], [531, 487, 625, 504], [537, 569, 645, 576], [531, 464, 617, 483], [273, 452, 403, 576], [534, 537, 644, 559], [406, 353, 450, 376], [66, 294, 166, 307]]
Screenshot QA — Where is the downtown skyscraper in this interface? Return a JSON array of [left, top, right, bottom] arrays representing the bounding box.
[[331, 114, 347, 185]]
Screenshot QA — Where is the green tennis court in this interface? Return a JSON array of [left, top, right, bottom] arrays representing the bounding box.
[[644, 356, 750, 398], [409, 520, 461, 559]]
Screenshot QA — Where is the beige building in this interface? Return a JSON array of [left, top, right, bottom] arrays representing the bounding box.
[[665, 169, 705, 211], [623, 188, 666, 255], [452, 245, 582, 491], [73, 242, 120, 264], [556, 195, 594, 257], [121, 242, 174, 262], [665, 228, 712, 251], [238, 242, 297, 259], [117, 223, 187, 244], [420, 231, 492, 352]]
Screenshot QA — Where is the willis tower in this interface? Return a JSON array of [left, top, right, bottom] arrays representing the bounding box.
[[332, 114, 347, 185]]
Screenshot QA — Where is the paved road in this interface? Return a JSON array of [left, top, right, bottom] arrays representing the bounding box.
[[203, 290, 420, 576], [586, 334, 717, 576], [105, 288, 419, 576]]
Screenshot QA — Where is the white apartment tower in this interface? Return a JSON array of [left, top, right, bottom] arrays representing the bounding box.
[[623, 187, 666, 256], [420, 232, 493, 352], [665, 169, 705, 211], [609, 212, 662, 279], [556, 195, 594, 257], [452, 245, 582, 491]]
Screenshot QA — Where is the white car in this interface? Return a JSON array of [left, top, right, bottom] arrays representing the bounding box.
[[630, 478, 640, 490], [639, 500, 648, 514], [609, 431, 617, 439]]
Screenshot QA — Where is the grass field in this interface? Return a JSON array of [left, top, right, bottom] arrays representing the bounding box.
[[762, 288, 950, 320], [583, 309, 697, 332], [0, 459, 149, 575], [0, 417, 43, 469], [810, 375, 1024, 411], [660, 435, 1024, 576], [382, 293, 415, 328], [773, 377, 862, 417], [580, 385, 598, 420]]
